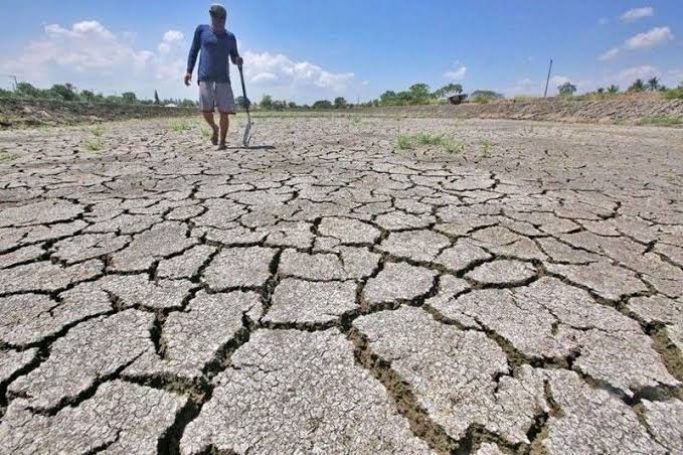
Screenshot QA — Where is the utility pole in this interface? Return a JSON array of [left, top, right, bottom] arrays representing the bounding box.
[[543, 59, 553, 98]]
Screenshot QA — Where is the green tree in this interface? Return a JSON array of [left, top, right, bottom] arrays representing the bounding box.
[[121, 92, 137, 104], [596, 87, 605, 94], [379, 90, 398, 105], [646, 77, 660, 92], [334, 96, 347, 109], [15, 82, 40, 98], [607, 85, 620, 94], [469, 90, 503, 103], [312, 99, 333, 109], [627, 79, 645, 92], [81, 90, 96, 103], [288, 101, 297, 109], [50, 83, 78, 101], [236, 96, 250, 109], [408, 83, 432, 104], [260, 94, 273, 110], [433, 83, 463, 98], [558, 82, 577, 96]]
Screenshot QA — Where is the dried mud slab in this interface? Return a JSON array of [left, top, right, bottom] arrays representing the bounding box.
[[0, 380, 187, 455], [180, 329, 432, 454]]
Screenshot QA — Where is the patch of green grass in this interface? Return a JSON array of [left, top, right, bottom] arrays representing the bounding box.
[[514, 95, 539, 103], [89, 124, 105, 137], [397, 133, 464, 153], [414, 133, 447, 146], [397, 135, 413, 150], [480, 140, 492, 157], [170, 120, 192, 132], [0, 151, 19, 162], [84, 138, 103, 152], [663, 89, 683, 100], [444, 140, 465, 154], [349, 115, 361, 124], [201, 128, 213, 139], [638, 115, 683, 127]]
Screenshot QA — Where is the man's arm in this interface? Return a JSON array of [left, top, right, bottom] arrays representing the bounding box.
[[229, 34, 243, 67], [185, 26, 202, 85]]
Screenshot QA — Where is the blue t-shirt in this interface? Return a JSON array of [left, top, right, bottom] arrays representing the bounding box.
[[187, 25, 239, 83]]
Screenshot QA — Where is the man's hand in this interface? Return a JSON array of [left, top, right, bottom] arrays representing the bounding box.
[[184, 73, 192, 86], [235, 56, 244, 68]]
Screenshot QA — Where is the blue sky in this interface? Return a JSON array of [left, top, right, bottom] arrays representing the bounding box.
[[1, 1, 681, 102]]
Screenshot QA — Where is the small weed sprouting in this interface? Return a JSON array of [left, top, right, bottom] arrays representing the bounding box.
[[398, 133, 464, 153], [84, 138, 103, 152], [445, 140, 465, 154], [0, 151, 19, 162], [481, 140, 492, 157], [90, 124, 105, 137], [639, 116, 683, 127], [414, 133, 446, 146], [397, 135, 412, 150], [170, 120, 192, 132], [201, 128, 212, 139], [350, 115, 361, 124]]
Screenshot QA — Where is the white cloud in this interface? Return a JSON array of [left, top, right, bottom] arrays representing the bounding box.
[[1, 20, 356, 102], [625, 26, 674, 49], [158, 30, 184, 54], [443, 66, 467, 81], [620, 7, 654, 23], [666, 69, 683, 86], [242, 51, 354, 91], [550, 75, 572, 86], [252, 72, 278, 83], [361, 80, 369, 86], [598, 26, 674, 61], [616, 65, 660, 84], [599, 48, 620, 61]]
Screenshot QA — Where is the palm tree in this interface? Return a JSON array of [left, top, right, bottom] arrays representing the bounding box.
[[607, 85, 620, 94], [628, 79, 645, 93], [646, 77, 660, 92]]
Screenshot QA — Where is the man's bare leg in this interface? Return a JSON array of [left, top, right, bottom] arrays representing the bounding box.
[[217, 113, 229, 150], [202, 112, 219, 145]]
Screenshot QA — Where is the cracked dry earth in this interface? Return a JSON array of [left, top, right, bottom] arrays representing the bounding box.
[[1, 116, 683, 455]]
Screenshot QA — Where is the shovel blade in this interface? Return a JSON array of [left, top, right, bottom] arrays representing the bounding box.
[[242, 121, 252, 147]]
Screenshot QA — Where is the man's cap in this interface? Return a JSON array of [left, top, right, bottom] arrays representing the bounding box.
[[209, 4, 227, 18]]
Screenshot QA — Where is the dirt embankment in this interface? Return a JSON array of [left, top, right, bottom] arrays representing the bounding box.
[[2, 95, 683, 128], [0, 98, 197, 128], [365, 97, 683, 124]]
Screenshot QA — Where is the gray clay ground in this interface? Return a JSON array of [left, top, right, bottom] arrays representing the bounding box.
[[1, 115, 683, 454]]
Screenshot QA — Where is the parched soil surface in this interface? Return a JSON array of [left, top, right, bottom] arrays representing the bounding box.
[[366, 96, 683, 124], [1, 116, 683, 454], [0, 98, 196, 128]]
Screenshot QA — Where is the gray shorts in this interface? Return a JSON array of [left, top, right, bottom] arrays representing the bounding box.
[[199, 81, 236, 114]]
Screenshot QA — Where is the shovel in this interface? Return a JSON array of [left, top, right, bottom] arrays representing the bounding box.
[[238, 65, 252, 147]]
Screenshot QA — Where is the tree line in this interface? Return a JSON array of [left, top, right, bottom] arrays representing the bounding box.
[[556, 77, 681, 98], [0, 82, 198, 108], [252, 83, 506, 111], [3, 78, 682, 111]]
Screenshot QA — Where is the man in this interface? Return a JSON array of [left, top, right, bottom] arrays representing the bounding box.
[[185, 4, 243, 150]]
